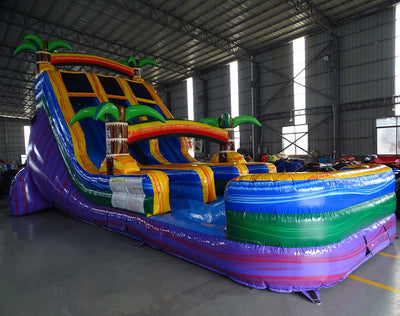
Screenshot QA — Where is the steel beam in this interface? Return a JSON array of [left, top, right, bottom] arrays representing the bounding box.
[[113, 0, 252, 60], [0, 8, 196, 80], [332, 35, 340, 159], [286, 0, 337, 34], [259, 40, 334, 116]]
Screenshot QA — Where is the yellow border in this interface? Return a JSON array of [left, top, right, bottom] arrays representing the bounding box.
[[235, 164, 392, 182], [86, 73, 108, 102], [136, 170, 170, 215], [119, 78, 170, 164], [142, 164, 216, 203], [143, 81, 174, 119], [47, 71, 98, 173], [149, 139, 170, 164]]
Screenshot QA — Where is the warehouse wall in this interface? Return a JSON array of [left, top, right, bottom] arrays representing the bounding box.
[[3, 8, 395, 163], [237, 60, 257, 158], [338, 8, 395, 158], [256, 44, 296, 157], [339, 9, 394, 103], [0, 119, 29, 164], [255, 8, 396, 159], [201, 66, 231, 157], [167, 66, 232, 158], [167, 80, 187, 119], [305, 32, 336, 157], [165, 7, 396, 161]]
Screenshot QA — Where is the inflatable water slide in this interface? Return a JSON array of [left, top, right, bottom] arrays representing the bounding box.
[[10, 38, 396, 303]]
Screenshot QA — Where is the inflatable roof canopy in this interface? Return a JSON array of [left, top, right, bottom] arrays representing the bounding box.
[[10, 37, 397, 304]]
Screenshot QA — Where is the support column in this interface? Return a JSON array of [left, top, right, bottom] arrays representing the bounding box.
[[250, 56, 260, 160], [332, 35, 341, 159], [200, 78, 210, 159], [4, 121, 9, 161]]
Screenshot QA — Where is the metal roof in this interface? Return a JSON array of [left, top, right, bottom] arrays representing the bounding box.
[[0, 0, 398, 120]]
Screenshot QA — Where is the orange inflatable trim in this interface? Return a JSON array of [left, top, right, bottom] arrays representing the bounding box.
[[51, 53, 135, 77], [127, 120, 229, 144]]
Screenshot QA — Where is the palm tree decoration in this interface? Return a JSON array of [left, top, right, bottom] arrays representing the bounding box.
[[119, 56, 159, 77], [70, 102, 165, 175], [14, 33, 72, 73], [200, 113, 261, 163]]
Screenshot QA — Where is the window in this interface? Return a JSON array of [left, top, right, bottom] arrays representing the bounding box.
[[376, 118, 400, 155], [376, 5, 400, 153], [98, 76, 124, 96], [282, 125, 308, 156], [293, 37, 306, 125], [127, 81, 154, 100], [187, 77, 194, 121], [23, 125, 30, 153], [396, 4, 400, 115], [230, 61, 240, 149], [61, 72, 93, 93], [187, 77, 194, 157], [21, 125, 31, 164], [282, 37, 308, 155]]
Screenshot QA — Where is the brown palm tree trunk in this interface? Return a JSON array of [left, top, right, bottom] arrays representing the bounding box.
[[36, 41, 51, 74], [134, 67, 141, 78], [219, 127, 235, 163], [105, 105, 128, 175]]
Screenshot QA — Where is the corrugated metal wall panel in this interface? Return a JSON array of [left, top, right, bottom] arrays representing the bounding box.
[[262, 118, 288, 154], [168, 81, 187, 119], [336, 8, 395, 157], [257, 45, 294, 155], [339, 9, 395, 103], [238, 60, 255, 154], [341, 112, 375, 156], [193, 78, 206, 119], [238, 60, 251, 116], [157, 89, 168, 107], [0, 120, 27, 164], [201, 66, 231, 155], [341, 78, 393, 102], [341, 37, 393, 67], [308, 112, 334, 156], [341, 105, 393, 157], [306, 32, 334, 111], [258, 46, 294, 122], [155, 7, 397, 159]]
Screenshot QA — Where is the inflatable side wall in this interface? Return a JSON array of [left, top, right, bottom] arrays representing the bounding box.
[[225, 168, 396, 247]]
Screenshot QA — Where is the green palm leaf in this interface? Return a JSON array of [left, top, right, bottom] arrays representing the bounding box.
[[199, 118, 219, 127], [232, 115, 261, 128], [69, 106, 97, 125], [48, 40, 73, 53], [94, 102, 119, 122], [13, 42, 37, 55], [24, 33, 43, 50], [128, 56, 137, 67], [138, 58, 158, 68], [119, 56, 137, 68], [126, 105, 165, 123]]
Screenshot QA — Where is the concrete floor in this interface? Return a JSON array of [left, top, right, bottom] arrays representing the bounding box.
[[1, 198, 400, 316]]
